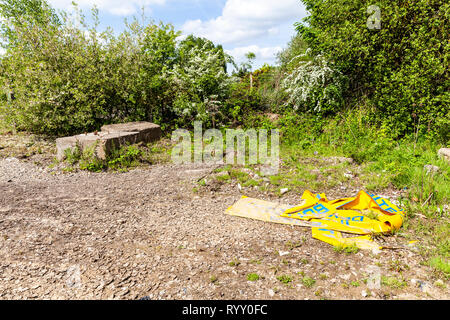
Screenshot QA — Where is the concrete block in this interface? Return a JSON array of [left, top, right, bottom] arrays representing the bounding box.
[[56, 131, 139, 161], [56, 122, 162, 161], [101, 121, 161, 144]]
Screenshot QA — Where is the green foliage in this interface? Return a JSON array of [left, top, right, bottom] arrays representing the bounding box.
[[0, 0, 60, 48], [62, 142, 155, 173], [381, 275, 408, 289], [301, 276, 316, 288], [64, 146, 81, 165], [282, 49, 347, 115], [107, 144, 142, 172], [275, 109, 449, 205], [228, 259, 240, 267], [428, 256, 450, 277], [0, 1, 234, 135], [297, 0, 449, 139], [232, 51, 256, 77], [171, 36, 232, 128], [247, 273, 260, 281], [333, 244, 359, 255], [223, 81, 262, 125], [78, 144, 105, 172], [224, 63, 287, 127], [276, 275, 293, 284], [178, 35, 227, 72], [277, 34, 310, 73]]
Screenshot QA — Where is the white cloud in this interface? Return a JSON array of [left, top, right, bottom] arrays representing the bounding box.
[[49, 0, 166, 16], [181, 0, 306, 45], [226, 45, 282, 64]]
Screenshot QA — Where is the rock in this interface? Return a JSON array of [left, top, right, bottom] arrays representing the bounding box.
[[371, 248, 382, 256], [361, 290, 368, 297], [339, 274, 351, 281], [438, 148, 450, 162], [424, 164, 439, 174], [260, 166, 278, 177], [56, 122, 161, 161], [101, 121, 161, 144], [344, 172, 354, 179], [56, 131, 136, 161], [417, 280, 433, 294], [268, 289, 275, 297], [365, 266, 381, 290], [280, 188, 289, 195]]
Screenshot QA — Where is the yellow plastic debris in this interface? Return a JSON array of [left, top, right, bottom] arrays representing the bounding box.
[[225, 196, 323, 228], [225, 190, 406, 251], [312, 228, 382, 251]]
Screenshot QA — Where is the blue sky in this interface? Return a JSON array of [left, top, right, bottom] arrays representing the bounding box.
[[47, 0, 308, 69]]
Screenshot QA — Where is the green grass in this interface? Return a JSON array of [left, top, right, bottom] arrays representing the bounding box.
[[246, 111, 448, 282], [276, 275, 293, 284], [381, 275, 408, 289], [210, 275, 218, 284], [302, 276, 316, 288], [428, 257, 450, 277], [229, 259, 240, 267], [350, 280, 360, 287], [216, 173, 231, 182], [333, 244, 359, 254], [247, 273, 260, 281], [61, 140, 173, 173]]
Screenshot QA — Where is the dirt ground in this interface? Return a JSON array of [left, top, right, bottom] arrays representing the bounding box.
[[0, 133, 448, 300]]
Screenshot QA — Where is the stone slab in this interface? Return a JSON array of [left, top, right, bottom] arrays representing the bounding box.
[[56, 131, 139, 161], [56, 122, 162, 161], [101, 121, 161, 144]]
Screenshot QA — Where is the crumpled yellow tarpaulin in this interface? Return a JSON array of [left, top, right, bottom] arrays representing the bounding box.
[[225, 190, 405, 250]]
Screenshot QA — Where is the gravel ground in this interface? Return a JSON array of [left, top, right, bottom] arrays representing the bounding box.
[[0, 154, 448, 300]]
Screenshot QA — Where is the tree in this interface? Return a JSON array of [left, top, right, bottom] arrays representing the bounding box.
[[178, 35, 227, 72], [0, 0, 60, 49], [233, 51, 256, 78], [296, 0, 449, 139]]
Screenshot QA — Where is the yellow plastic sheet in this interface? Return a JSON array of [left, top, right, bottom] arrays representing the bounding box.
[[225, 190, 405, 250], [311, 228, 382, 251]]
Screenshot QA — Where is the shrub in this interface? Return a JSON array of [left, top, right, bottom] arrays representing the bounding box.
[[296, 0, 449, 139], [0, 1, 234, 135], [171, 37, 232, 128], [282, 49, 347, 115]]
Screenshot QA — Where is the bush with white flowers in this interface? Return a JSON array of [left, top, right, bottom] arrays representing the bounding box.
[[282, 49, 346, 114]]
